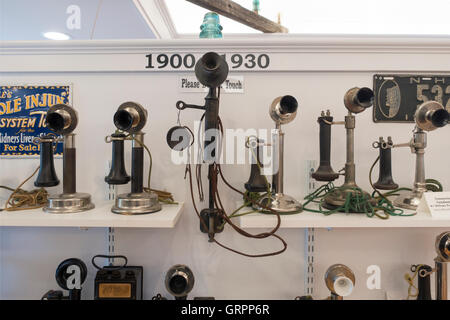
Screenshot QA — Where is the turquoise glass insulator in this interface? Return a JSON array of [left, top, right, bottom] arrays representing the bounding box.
[[253, 0, 260, 13], [199, 12, 223, 39]]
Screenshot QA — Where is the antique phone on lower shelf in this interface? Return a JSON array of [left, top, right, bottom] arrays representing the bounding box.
[[407, 264, 433, 300], [93, 255, 143, 300], [408, 231, 449, 300], [435, 231, 450, 300], [296, 264, 356, 300], [41, 258, 87, 300], [34, 104, 94, 213], [152, 264, 214, 300], [165, 264, 195, 300], [324, 264, 356, 300]]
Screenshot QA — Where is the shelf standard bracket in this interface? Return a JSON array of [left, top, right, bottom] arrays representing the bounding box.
[[304, 228, 315, 296], [106, 158, 116, 265], [108, 227, 115, 265], [304, 160, 317, 296]]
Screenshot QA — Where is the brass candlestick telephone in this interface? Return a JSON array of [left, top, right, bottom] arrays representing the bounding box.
[[105, 102, 161, 215], [34, 104, 94, 213], [312, 87, 374, 211]]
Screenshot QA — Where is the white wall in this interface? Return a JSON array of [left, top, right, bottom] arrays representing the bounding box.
[[0, 38, 449, 300]]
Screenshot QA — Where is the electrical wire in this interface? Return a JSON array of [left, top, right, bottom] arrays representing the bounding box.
[[302, 153, 444, 219], [184, 101, 288, 257], [302, 182, 391, 218], [131, 134, 177, 204], [213, 118, 287, 256], [425, 179, 443, 192], [225, 135, 300, 220], [0, 166, 48, 212], [195, 113, 206, 201], [405, 264, 424, 300], [368, 154, 444, 214], [186, 163, 287, 258]]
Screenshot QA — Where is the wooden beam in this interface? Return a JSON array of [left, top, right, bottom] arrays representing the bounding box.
[[186, 0, 288, 33]]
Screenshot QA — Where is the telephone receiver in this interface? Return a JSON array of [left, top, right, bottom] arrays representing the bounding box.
[[372, 136, 398, 190], [325, 264, 355, 300], [311, 111, 339, 181], [416, 264, 433, 300], [105, 133, 130, 185], [165, 264, 195, 300], [42, 258, 87, 300], [34, 135, 59, 187], [166, 125, 194, 151], [35, 104, 78, 188], [245, 137, 269, 193], [295, 263, 356, 300]]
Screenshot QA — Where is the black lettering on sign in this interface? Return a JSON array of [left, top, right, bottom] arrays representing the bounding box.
[[183, 54, 195, 68], [145, 53, 271, 70]]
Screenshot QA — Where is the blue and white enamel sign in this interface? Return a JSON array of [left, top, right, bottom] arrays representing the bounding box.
[[0, 85, 71, 157]]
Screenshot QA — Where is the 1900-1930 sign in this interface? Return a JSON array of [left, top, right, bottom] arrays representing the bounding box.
[[0, 85, 70, 157], [373, 74, 450, 122]]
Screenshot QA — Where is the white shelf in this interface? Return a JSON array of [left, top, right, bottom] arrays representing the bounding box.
[[237, 202, 450, 229], [0, 202, 184, 228]]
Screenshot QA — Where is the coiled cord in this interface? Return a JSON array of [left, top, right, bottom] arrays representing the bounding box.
[[0, 166, 48, 212]]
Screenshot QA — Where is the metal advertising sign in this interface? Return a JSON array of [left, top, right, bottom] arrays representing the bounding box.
[[373, 74, 450, 122], [0, 85, 71, 157]]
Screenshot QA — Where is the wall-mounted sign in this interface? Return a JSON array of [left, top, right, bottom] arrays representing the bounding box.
[[373, 74, 450, 122], [0, 85, 71, 157], [178, 75, 244, 93], [146, 53, 270, 71]]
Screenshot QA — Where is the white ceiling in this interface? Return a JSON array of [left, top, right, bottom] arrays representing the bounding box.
[[3, 0, 450, 41], [0, 0, 156, 41]]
